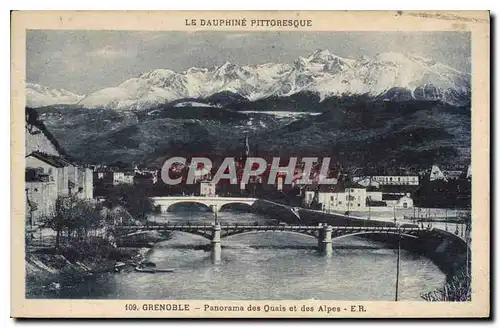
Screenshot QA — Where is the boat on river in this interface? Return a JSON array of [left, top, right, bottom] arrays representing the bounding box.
[[135, 261, 175, 273]]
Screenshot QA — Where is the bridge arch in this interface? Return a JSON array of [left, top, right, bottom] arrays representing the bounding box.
[[153, 197, 257, 213], [115, 228, 320, 241], [221, 229, 318, 239], [165, 201, 213, 213], [219, 202, 253, 212], [332, 231, 419, 241]]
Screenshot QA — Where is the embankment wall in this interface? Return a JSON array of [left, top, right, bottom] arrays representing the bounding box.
[[252, 199, 470, 279]]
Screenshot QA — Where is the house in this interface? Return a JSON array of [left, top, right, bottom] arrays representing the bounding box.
[[200, 180, 216, 196], [383, 193, 414, 208], [112, 171, 135, 185], [25, 109, 93, 224]]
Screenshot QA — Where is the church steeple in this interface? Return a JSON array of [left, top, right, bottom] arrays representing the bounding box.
[[245, 135, 250, 158]]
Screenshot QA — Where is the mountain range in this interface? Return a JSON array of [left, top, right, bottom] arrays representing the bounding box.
[[26, 82, 84, 108], [26, 50, 471, 169], [27, 50, 471, 110]]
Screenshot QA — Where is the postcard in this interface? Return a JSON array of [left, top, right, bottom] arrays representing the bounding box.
[[11, 10, 490, 318]]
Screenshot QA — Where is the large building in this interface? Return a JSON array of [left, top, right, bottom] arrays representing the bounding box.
[[25, 108, 93, 225], [304, 186, 414, 213], [352, 175, 419, 187]]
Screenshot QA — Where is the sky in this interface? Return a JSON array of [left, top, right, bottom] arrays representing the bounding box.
[[26, 31, 471, 95]]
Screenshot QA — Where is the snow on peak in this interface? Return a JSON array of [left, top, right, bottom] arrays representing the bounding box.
[[309, 49, 333, 59], [70, 49, 470, 110], [26, 82, 84, 108], [375, 52, 414, 64]]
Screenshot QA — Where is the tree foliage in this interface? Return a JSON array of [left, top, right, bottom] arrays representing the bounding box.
[[103, 184, 155, 221], [41, 196, 105, 249]]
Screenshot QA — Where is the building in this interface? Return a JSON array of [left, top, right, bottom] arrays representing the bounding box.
[[304, 186, 413, 213], [200, 180, 216, 196], [25, 108, 93, 224], [112, 171, 135, 185], [353, 175, 419, 186], [382, 194, 414, 208]]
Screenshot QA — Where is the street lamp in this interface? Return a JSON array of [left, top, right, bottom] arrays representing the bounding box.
[[212, 205, 219, 225]]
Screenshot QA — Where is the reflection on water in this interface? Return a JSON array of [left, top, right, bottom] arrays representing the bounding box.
[[32, 211, 446, 300]]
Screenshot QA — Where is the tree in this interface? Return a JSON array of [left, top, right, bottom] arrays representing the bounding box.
[[42, 196, 73, 249], [103, 184, 154, 221], [42, 196, 105, 248]]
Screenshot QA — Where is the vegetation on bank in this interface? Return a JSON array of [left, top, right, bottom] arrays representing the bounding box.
[[27, 184, 157, 264], [421, 271, 471, 302]]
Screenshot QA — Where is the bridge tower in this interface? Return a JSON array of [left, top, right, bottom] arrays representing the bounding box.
[[318, 224, 333, 256], [211, 223, 222, 263]]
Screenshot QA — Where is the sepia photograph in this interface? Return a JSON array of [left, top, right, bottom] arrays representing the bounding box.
[[11, 11, 490, 318]]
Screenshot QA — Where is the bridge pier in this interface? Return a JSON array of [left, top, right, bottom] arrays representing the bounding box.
[[318, 225, 333, 256], [211, 224, 222, 263]]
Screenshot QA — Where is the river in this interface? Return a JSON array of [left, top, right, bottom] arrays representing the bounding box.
[[30, 209, 446, 300]]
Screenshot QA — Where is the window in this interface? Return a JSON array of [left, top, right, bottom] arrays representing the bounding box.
[[338, 201, 342, 205], [357, 203, 360, 207], [403, 202, 408, 208]]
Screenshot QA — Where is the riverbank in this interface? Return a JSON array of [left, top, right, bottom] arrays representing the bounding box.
[[25, 244, 153, 297], [252, 200, 470, 278]]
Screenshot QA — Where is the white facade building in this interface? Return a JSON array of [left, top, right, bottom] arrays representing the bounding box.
[[353, 175, 419, 186], [200, 181, 216, 196], [305, 188, 414, 212], [316, 188, 368, 212], [383, 194, 414, 208], [113, 172, 135, 185]]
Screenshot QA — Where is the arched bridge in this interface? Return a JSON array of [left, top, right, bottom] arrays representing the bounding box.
[[115, 223, 433, 263], [152, 196, 257, 213]]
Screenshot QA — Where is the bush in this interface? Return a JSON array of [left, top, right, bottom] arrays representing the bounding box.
[[421, 271, 471, 302], [103, 184, 154, 221]]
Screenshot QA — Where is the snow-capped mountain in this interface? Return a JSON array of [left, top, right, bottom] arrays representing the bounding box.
[[41, 49, 471, 110], [26, 82, 84, 108]]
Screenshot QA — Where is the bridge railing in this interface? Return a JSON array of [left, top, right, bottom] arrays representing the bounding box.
[[114, 224, 432, 232]]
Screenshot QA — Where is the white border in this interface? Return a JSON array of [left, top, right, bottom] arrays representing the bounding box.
[[3, 2, 496, 328]]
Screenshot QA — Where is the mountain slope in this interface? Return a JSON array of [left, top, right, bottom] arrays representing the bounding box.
[[74, 50, 470, 110], [27, 83, 84, 108], [33, 99, 470, 168]]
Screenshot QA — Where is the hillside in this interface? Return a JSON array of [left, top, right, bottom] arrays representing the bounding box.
[[32, 98, 470, 168]]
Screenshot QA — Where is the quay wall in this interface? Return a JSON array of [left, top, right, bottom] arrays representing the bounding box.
[[251, 199, 470, 279]]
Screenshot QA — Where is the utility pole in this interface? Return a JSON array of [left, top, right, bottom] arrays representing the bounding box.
[[347, 187, 351, 215], [395, 228, 401, 301], [367, 197, 371, 220]]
